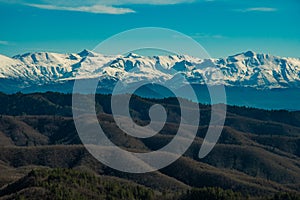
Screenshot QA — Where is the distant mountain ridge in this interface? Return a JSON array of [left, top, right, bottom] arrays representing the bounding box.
[[0, 50, 300, 93], [1, 50, 300, 110]]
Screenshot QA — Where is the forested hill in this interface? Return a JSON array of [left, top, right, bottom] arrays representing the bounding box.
[[0, 92, 300, 199]]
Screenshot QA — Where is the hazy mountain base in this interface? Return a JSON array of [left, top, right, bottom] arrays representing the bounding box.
[[1, 79, 300, 110], [0, 93, 299, 199]]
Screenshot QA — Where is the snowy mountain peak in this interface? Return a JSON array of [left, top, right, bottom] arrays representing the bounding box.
[[124, 52, 142, 58], [78, 49, 95, 57], [242, 50, 256, 57]]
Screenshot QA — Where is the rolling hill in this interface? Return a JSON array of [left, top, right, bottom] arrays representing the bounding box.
[[0, 93, 299, 199]]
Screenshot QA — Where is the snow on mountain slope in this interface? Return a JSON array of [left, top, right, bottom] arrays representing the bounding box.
[[215, 51, 300, 88], [0, 52, 75, 82], [0, 54, 24, 78], [0, 50, 300, 92]]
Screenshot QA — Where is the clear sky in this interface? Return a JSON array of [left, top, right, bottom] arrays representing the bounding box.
[[0, 0, 299, 58]]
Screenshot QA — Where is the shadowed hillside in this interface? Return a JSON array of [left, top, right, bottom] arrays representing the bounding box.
[[0, 92, 300, 199]]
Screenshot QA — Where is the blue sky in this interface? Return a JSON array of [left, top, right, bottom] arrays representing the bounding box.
[[0, 0, 299, 58]]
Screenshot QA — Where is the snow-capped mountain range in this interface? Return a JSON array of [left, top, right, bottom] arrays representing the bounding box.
[[0, 49, 300, 94]]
